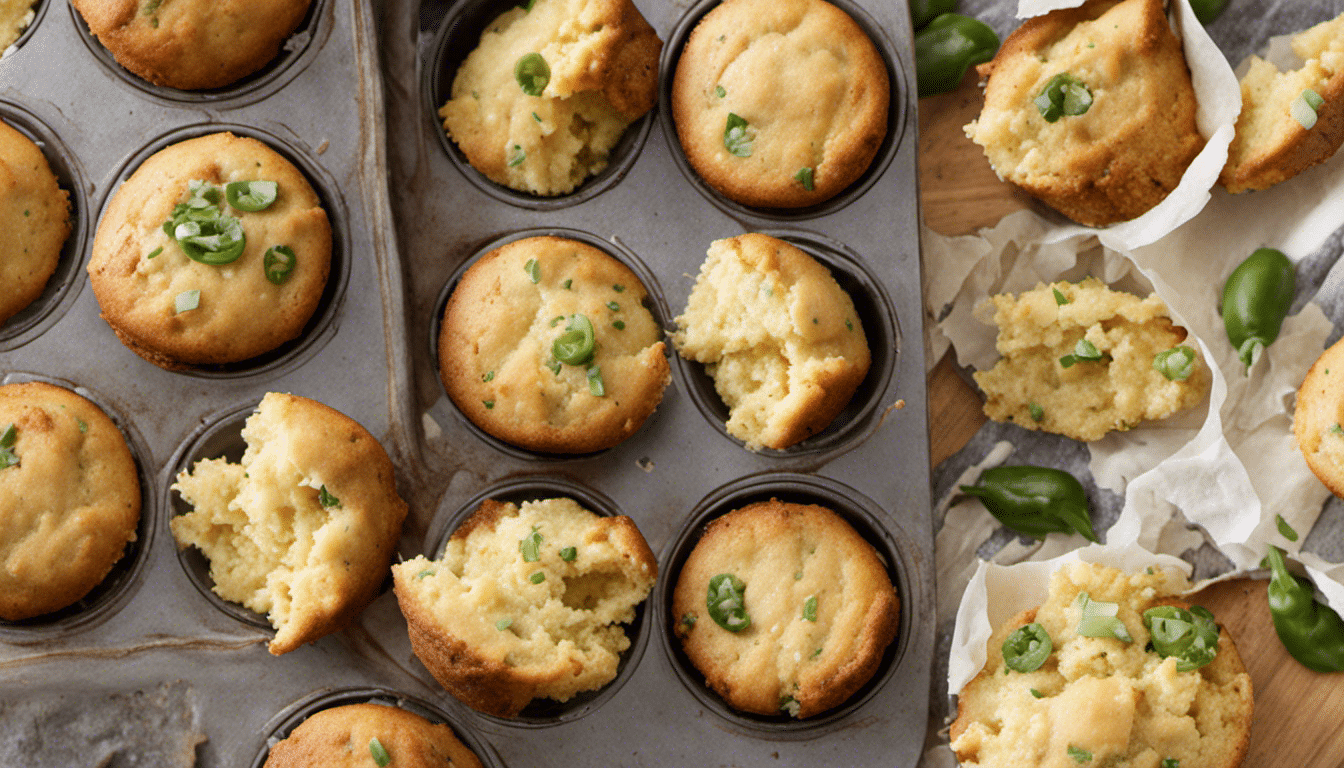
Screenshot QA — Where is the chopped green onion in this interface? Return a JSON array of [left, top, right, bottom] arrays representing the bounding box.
[[811, 647, 823, 658], [1153, 346, 1196, 381], [1029, 688, 1044, 698], [612, 320, 625, 330], [1059, 338, 1105, 368], [1161, 760, 1179, 768], [532, 111, 542, 122], [496, 617, 513, 630], [530, 571, 546, 584], [1035, 73, 1093, 123], [77, 419, 87, 433], [147, 246, 163, 259], [550, 315, 564, 327], [607, 301, 620, 312], [1143, 605, 1220, 672], [1331, 424, 1344, 436], [845, 319, 853, 331], [0, 424, 18, 470], [1074, 592, 1133, 642], [802, 595, 818, 622], [1067, 745, 1092, 764], [562, 279, 572, 289], [508, 145, 526, 167], [369, 737, 390, 767], [1277, 514, 1299, 542], [225, 180, 278, 212], [483, 371, 495, 382], [1053, 287, 1069, 305], [524, 257, 541, 283], [587, 365, 605, 396], [416, 568, 436, 580], [714, 85, 726, 97], [520, 525, 543, 562], [552, 313, 596, 365], [681, 613, 696, 629], [723, 113, 753, 157], [546, 359, 562, 376], [613, 284, 625, 292], [559, 546, 577, 562], [1028, 402, 1044, 422], [174, 289, 200, 314], [1303, 89, 1325, 111], [318, 485, 341, 508], [514, 52, 550, 96], [483, 400, 495, 409], [1292, 89, 1324, 129], [794, 167, 815, 191], [264, 245, 297, 285]]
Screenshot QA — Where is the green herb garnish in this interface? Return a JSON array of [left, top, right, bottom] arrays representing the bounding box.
[[514, 52, 550, 96], [174, 289, 200, 314], [483, 400, 495, 409], [508, 145, 526, 167], [1028, 402, 1044, 422], [1029, 688, 1044, 698], [530, 571, 546, 584], [524, 257, 541, 283], [723, 113, 753, 157], [0, 424, 18, 470], [707, 573, 750, 632], [318, 485, 341, 508], [1002, 623, 1052, 672], [1292, 89, 1324, 130], [1161, 759, 1179, 768], [370, 737, 391, 767], [263, 245, 297, 285], [496, 617, 513, 630], [794, 167, 815, 191], [416, 568, 436, 580], [802, 595, 818, 622], [714, 85, 726, 98], [520, 525, 543, 562], [1075, 592, 1133, 642], [1059, 338, 1106, 368], [1035, 73, 1093, 123], [562, 278, 572, 289], [1143, 604, 1220, 672], [1277, 514, 1299, 542], [559, 546, 577, 562], [613, 284, 625, 292], [164, 181, 246, 265], [483, 371, 495, 382], [1067, 745, 1092, 764], [1053, 287, 1069, 305], [612, 320, 625, 330], [552, 313, 595, 365], [587, 365, 605, 397], [146, 246, 163, 259], [811, 647, 823, 658], [225, 180, 278, 212], [1153, 345, 1196, 381]]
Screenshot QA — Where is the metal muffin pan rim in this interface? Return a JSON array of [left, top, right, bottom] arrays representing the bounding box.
[[0, 370, 159, 641], [426, 225, 673, 462], [247, 685, 508, 768], [65, 0, 335, 110], [420, 0, 659, 211], [654, 0, 910, 223], [88, 120, 353, 381], [653, 470, 917, 737], [416, 473, 655, 728], [0, 97, 93, 353]]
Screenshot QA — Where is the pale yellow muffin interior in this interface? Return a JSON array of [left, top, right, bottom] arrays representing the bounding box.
[[0, 0, 35, 51], [973, 278, 1209, 441], [951, 562, 1253, 768]]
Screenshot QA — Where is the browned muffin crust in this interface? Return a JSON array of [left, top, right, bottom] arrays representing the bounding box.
[[263, 702, 484, 768], [0, 119, 70, 326]]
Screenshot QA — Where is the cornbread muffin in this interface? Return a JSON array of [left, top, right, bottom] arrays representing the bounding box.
[[671, 233, 870, 451], [438, 236, 669, 454], [672, 500, 899, 718], [263, 703, 483, 768], [70, 0, 312, 90], [0, 381, 140, 621], [1220, 12, 1344, 194], [88, 132, 331, 370], [0, 119, 71, 326], [973, 279, 1209, 442], [671, 0, 888, 208], [439, 0, 660, 196], [0, 0, 35, 51], [1293, 336, 1344, 498], [392, 497, 657, 717], [950, 562, 1253, 768], [965, 0, 1204, 227], [171, 393, 407, 655]]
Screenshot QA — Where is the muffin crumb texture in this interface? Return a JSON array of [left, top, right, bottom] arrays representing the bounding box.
[[672, 233, 870, 450], [171, 393, 406, 655], [1221, 11, 1344, 193], [973, 278, 1209, 441], [0, 0, 35, 51], [965, 0, 1204, 226], [950, 561, 1253, 768], [439, 0, 661, 195], [392, 497, 656, 717], [1293, 336, 1344, 498]]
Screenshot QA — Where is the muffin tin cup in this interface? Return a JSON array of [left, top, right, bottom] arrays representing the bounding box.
[[249, 687, 507, 768], [67, 0, 335, 110], [656, 472, 916, 736], [0, 98, 91, 353], [417, 475, 654, 727], [422, 0, 658, 210], [0, 371, 157, 642], [656, 0, 910, 222], [91, 121, 352, 381], [427, 226, 672, 461]]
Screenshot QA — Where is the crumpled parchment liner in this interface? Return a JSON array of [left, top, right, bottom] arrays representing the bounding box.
[[926, 0, 1344, 758]]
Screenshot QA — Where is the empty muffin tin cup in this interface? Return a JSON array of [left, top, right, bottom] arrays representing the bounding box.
[[658, 472, 913, 736], [95, 122, 351, 381], [422, 0, 657, 210], [417, 475, 655, 728], [249, 687, 505, 768], [67, 0, 332, 108], [657, 0, 908, 221], [0, 372, 157, 642], [428, 227, 671, 461], [0, 99, 91, 352], [668, 229, 900, 457]]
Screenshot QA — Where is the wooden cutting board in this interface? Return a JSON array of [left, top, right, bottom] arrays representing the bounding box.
[[918, 70, 1344, 768]]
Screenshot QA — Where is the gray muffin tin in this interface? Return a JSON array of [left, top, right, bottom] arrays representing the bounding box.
[[0, 0, 932, 764]]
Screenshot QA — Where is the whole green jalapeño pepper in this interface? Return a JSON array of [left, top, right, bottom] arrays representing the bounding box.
[[1222, 247, 1295, 372], [1265, 546, 1344, 673], [960, 465, 1098, 542], [1188, 0, 1228, 25], [915, 13, 1000, 98], [910, 0, 957, 30]]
